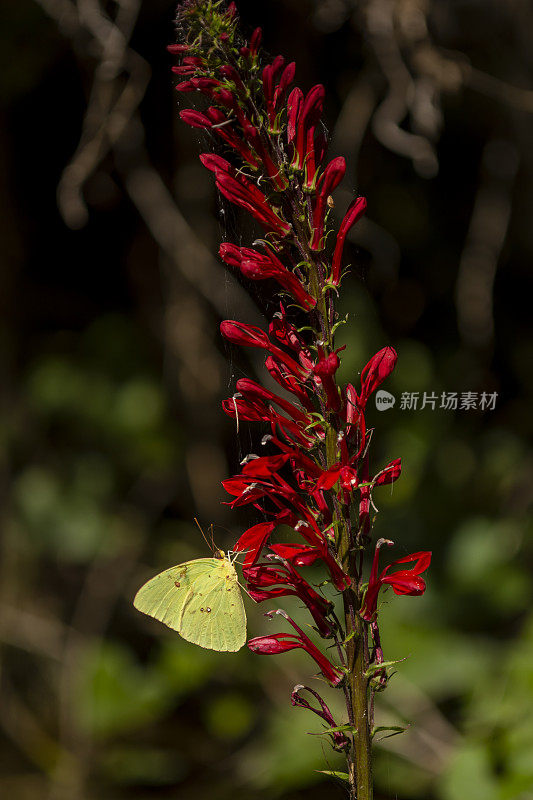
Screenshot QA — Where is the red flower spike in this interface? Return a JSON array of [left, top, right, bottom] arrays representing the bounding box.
[[291, 685, 350, 749], [310, 156, 346, 250], [331, 196, 367, 285], [248, 610, 343, 685], [361, 541, 432, 622], [358, 346, 398, 409]]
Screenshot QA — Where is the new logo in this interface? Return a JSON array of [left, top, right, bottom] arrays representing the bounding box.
[[375, 390, 396, 410]]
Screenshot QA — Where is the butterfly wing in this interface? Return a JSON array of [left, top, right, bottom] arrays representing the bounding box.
[[134, 557, 246, 652], [133, 558, 219, 632], [179, 559, 246, 652]]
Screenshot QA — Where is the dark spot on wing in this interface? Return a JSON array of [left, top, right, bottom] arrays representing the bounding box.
[[174, 581, 180, 588]]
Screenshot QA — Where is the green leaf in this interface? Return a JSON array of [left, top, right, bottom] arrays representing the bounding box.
[[372, 725, 409, 741], [316, 770, 350, 783], [365, 658, 407, 678], [310, 724, 358, 736]]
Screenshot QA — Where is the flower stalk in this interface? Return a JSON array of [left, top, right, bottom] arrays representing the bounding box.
[[169, 3, 431, 797]]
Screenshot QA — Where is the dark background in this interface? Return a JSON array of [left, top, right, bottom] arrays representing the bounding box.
[[1, 0, 532, 798]]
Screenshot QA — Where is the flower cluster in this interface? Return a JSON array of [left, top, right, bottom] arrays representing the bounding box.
[[170, 0, 431, 791]]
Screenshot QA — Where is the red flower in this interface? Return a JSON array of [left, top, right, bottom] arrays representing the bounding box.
[[313, 350, 342, 411], [291, 685, 349, 749], [200, 154, 291, 236], [249, 26, 262, 58], [248, 610, 343, 685], [360, 540, 432, 621], [219, 243, 315, 309], [373, 458, 401, 486], [263, 57, 295, 132], [310, 156, 346, 251], [331, 196, 367, 285], [265, 356, 313, 409], [245, 560, 332, 636], [358, 346, 398, 409], [234, 377, 309, 423], [220, 320, 310, 381], [288, 84, 325, 176], [234, 521, 277, 567]]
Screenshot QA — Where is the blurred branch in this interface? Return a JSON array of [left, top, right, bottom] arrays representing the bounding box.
[[0, 669, 69, 775], [455, 139, 518, 349], [376, 673, 462, 775], [0, 604, 66, 660], [34, 0, 261, 325]]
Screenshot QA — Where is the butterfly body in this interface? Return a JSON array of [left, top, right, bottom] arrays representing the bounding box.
[[133, 554, 246, 652]]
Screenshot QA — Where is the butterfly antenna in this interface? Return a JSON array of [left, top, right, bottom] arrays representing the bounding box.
[[209, 523, 216, 553], [194, 517, 212, 552]]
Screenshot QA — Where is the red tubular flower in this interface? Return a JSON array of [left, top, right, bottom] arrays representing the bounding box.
[[310, 156, 346, 251], [265, 356, 313, 409], [234, 521, 277, 567], [219, 242, 315, 309], [200, 154, 291, 236], [313, 351, 341, 411], [269, 542, 322, 566], [244, 561, 332, 636], [220, 319, 270, 349], [331, 196, 367, 285], [361, 540, 432, 622], [249, 26, 262, 59], [358, 346, 398, 409], [374, 458, 401, 486], [344, 383, 366, 457], [288, 84, 325, 173], [292, 519, 350, 591], [240, 453, 290, 477], [179, 109, 211, 127], [291, 685, 350, 749], [195, 107, 260, 167], [221, 319, 310, 381], [235, 378, 309, 423], [248, 610, 343, 685], [287, 87, 303, 142], [263, 58, 295, 132], [222, 392, 266, 421], [167, 43, 189, 54], [240, 120, 288, 190]]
